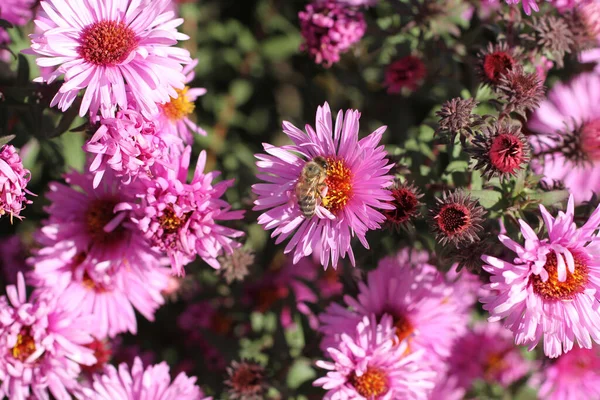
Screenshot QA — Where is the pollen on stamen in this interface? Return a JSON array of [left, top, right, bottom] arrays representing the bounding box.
[[78, 20, 139, 66], [12, 327, 37, 362], [323, 158, 353, 214], [161, 87, 196, 122], [349, 366, 389, 397], [530, 252, 589, 301]]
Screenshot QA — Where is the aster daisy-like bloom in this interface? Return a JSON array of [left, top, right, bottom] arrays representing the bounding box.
[[252, 102, 394, 268], [84, 106, 173, 188], [28, 169, 170, 338], [383, 180, 423, 229], [383, 56, 427, 94], [299, 0, 366, 67], [157, 59, 207, 148], [319, 249, 469, 363], [0, 273, 96, 400], [504, 0, 542, 14], [529, 73, 600, 204], [314, 314, 436, 400], [530, 15, 574, 68], [476, 42, 520, 86], [481, 194, 600, 357], [469, 122, 530, 179], [27, 0, 192, 118], [447, 321, 533, 390], [225, 360, 267, 400], [430, 191, 486, 247], [0, 0, 36, 61], [85, 357, 209, 400], [536, 346, 600, 400], [126, 146, 245, 275], [0, 145, 33, 221]]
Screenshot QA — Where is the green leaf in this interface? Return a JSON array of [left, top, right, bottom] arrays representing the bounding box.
[[470, 189, 502, 208], [528, 190, 570, 207], [60, 132, 85, 172], [0, 135, 15, 146], [261, 35, 301, 61], [286, 359, 316, 390], [230, 79, 253, 106], [445, 160, 469, 173]]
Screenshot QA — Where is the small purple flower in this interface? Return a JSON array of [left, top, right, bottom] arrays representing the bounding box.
[[0, 145, 33, 221], [125, 146, 245, 275], [299, 0, 366, 67], [0, 273, 96, 400], [85, 357, 210, 400], [481, 195, 600, 357]]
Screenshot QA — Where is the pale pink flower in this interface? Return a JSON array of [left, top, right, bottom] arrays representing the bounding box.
[[27, 0, 192, 118], [0, 145, 33, 221], [0, 273, 96, 400], [124, 146, 245, 275], [315, 314, 436, 400], [481, 195, 600, 357], [252, 102, 394, 269], [28, 169, 169, 338], [85, 357, 210, 400]]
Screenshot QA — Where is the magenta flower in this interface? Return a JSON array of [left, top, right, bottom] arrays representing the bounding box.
[[85, 357, 210, 400], [529, 73, 600, 204], [0, 273, 96, 400], [535, 346, 600, 400], [314, 314, 436, 400], [384, 56, 427, 94], [28, 169, 169, 338], [319, 249, 468, 362], [0, 145, 33, 221], [252, 102, 394, 269], [27, 0, 192, 118], [447, 321, 533, 390], [0, 0, 35, 26], [125, 146, 245, 275], [299, 1, 366, 67], [84, 106, 173, 188], [505, 0, 541, 13], [157, 59, 207, 148], [481, 195, 600, 358]]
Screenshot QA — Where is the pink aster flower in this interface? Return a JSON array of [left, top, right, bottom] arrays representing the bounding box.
[[535, 346, 600, 400], [27, 0, 192, 118], [0, 145, 33, 221], [0, 273, 96, 400], [84, 106, 174, 188], [299, 1, 366, 67], [252, 102, 394, 269], [529, 73, 600, 204], [0, 0, 35, 26], [505, 0, 541, 14], [157, 59, 207, 148], [481, 194, 600, 358], [85, 357, 210, 400], [124, 146, 245, 275], [319, 249, 469, 363], [28, 169, 170, 338], [314, 314, 436, 400], [447, 321, 533, 389]]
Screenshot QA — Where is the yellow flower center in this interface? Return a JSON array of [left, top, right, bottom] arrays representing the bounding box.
[[530, 252, 588, 300], [161, 87, 195, 122], [484, 350, 508, 380], [159, 206, 188, 234], [12, 327, 36, 362], [323, 158, 353, 214], [350, 367, 389, 397]]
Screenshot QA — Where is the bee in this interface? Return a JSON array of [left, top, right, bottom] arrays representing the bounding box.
[[296, 156, 329, 218]]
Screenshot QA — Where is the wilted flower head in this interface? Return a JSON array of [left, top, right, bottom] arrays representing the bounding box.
[[566, 3, 600, 52], [252, 102, 394, 269], [383, 180, 423, 229], [536, 346, 600, 400], [86, 357, 208, 400], [528, 15, 574, 68], [27, 0, 192, 118], [314, 314, 437, 400], [0, 145, 33, 221], [528, 72, 600, 203], [476, 42, 520, 86], [129, 146, 245, 275], [430, 191, 486, 247], [225, 360, 267, 400], [384, 55, 427, 94], [469, 122, 530, 179], [481, 195, 600, 357], [299, 0, 366, 67], [497, 65, 545, 117], [218, 247, 255, 284], [0, 273, 96, 400], [435, 98, 484, 142]]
